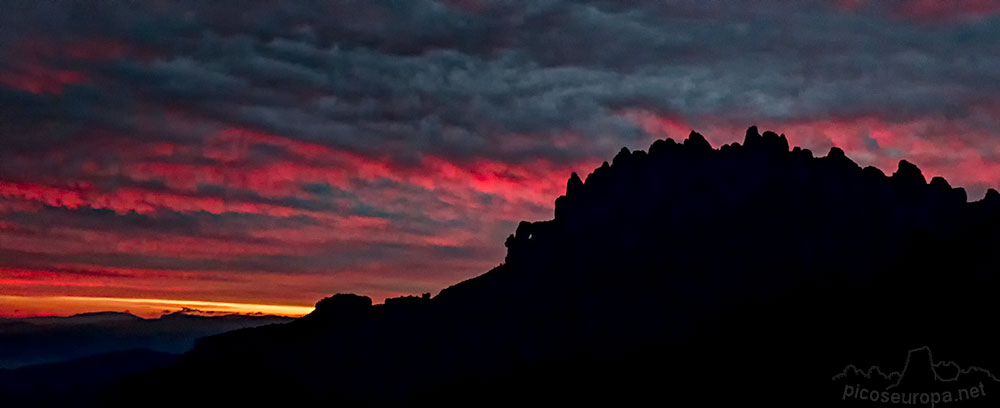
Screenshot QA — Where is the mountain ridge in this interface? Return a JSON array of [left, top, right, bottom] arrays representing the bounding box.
[[0, 311, 291, 370], [104, 127, 1000, 407]]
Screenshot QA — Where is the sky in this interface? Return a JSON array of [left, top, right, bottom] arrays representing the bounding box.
[[2, 0, 1000, 317]]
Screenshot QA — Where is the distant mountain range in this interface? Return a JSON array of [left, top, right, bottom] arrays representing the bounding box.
[[0, 311, 291, 369], [84, 127, 1000, 406], [0, 311, 291, 407]]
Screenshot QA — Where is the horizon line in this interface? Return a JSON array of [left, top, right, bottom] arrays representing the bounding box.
[[0, 295, 315, 318]]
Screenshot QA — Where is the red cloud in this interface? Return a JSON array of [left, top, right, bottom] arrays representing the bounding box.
[[0, 124, 597, 313], [0, 180, 311, 217], [0, 66, 86, 95]]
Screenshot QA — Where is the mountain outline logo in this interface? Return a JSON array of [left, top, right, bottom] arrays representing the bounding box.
[[833, 347, 1000, 406]]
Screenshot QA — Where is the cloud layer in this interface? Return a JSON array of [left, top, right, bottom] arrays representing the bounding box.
[[2, 1, 999, 313]]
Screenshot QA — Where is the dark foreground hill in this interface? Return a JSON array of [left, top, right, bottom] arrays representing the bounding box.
[[0, 349, 178, 408], [105, 128, 1000, 407]]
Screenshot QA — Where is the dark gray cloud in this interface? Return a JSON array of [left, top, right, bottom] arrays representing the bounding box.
[[3, 0, 1000, 308], [5, 0, 1000, 163]]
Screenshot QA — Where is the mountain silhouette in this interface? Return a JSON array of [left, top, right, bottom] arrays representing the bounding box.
[[0, 311, 292, 369], [834, 346, 1000, 386], [102, 127, 1000, 407], [833, 346, 1000, 407], [896, 347, 939, 389]]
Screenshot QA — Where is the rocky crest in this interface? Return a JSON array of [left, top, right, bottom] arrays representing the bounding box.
[[106, 127, 1000, 408]]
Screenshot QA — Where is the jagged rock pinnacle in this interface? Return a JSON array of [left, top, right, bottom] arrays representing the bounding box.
[[987, 188, 1000, 202], [744, 126, 762, 147], [684, 131, 712, 150], [612, 147, 632, 166], [761, 131, 789, 152], [566, 172, 584, 197], [893, 160, 926, 186]]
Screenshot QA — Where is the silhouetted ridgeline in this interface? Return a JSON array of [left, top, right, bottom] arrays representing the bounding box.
[[0, 311, 290, 407], [0, 312, 291, 369], [105, 128, 1000, 407]]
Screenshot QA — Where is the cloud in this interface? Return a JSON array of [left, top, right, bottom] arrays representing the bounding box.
[[1, 1, 999, 310]]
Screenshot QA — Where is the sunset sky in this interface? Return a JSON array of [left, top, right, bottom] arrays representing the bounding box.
[[2, 1, 1000, 317]]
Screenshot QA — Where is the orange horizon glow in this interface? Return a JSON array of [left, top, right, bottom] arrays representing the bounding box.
[[0, 295, 315, 318]]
